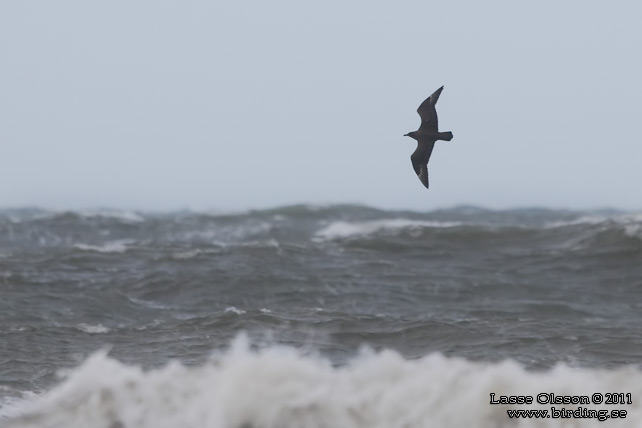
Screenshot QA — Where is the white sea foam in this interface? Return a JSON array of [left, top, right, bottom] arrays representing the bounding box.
[[545, 213, 642, 227], [241, 238, 280, 247], [77, 209, 145, 223], [314, 219, 461, 240], [5, 336, 641, 428], [623, 223, 642, 239], [545, 213, 642, 239], [171, 249, 205, 259], [126, 296, 175, 310], [618, 213, 642, 239], [73, 240, 134, 253], [170, 248, 225, 259], [544, 216, 610, 228], [224, 307, 246, 315], [76, 323, 110, 334]]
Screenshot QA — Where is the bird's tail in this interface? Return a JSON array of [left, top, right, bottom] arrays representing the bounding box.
[[438, 131, 453, 141]]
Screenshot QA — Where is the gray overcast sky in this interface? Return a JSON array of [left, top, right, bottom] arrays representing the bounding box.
[[1, 0, 641, 211]]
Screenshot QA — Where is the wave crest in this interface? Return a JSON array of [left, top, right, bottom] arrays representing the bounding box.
[[5, 336, 642, 428], [314, 219, 461, 240]]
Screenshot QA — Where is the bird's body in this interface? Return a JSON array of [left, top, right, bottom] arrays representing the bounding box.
[[404, 86, 453, 189]]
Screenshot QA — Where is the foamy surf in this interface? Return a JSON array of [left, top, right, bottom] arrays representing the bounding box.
[[544, 213, 642, 243], [73, 240, 134, 253], [76, 323, 111, 334], [76, 209, 145, 224], [4, 336, 642, 428], [314, 219, 461, 240], [224, 306, 246, 315]]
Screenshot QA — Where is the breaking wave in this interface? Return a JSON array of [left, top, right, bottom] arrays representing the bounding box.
[[4, 336, 642, 428]]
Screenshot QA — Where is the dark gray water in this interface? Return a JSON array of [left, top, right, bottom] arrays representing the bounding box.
[[1, 204, 642, 425]]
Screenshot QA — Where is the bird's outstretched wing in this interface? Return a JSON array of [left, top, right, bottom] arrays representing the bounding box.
[[410, 140, 436, 189], [416, 86, 444, 132]]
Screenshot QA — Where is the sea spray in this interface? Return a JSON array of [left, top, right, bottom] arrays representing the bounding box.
[[4, 335, 642, 428]]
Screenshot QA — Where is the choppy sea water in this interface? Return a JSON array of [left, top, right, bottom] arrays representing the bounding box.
[[1, 204, 642, 427]]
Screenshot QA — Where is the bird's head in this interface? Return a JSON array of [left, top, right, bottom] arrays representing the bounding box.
[[404, 131, 417, 139]]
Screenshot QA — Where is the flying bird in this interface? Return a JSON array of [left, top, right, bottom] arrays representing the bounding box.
[[403, 86, 453, 189]]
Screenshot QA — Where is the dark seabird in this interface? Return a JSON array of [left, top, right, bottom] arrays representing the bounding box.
[[403, 86, 453, 189]]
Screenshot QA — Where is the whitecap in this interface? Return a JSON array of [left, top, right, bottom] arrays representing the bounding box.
[[224, 307, 246, 315], [76, 323, 110, 334], [617, 214, 642, 239], [73, 240, 134, 253], [77, 209, 145, 223], [170, 248, 224, 259], [545, 216, 607, 228], [545, 213, 642, 240], [314, 219, 460, 240], [5, 337, 642, 428]]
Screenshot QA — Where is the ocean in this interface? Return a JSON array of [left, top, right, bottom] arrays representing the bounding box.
[[1, 204, 641, 427]]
